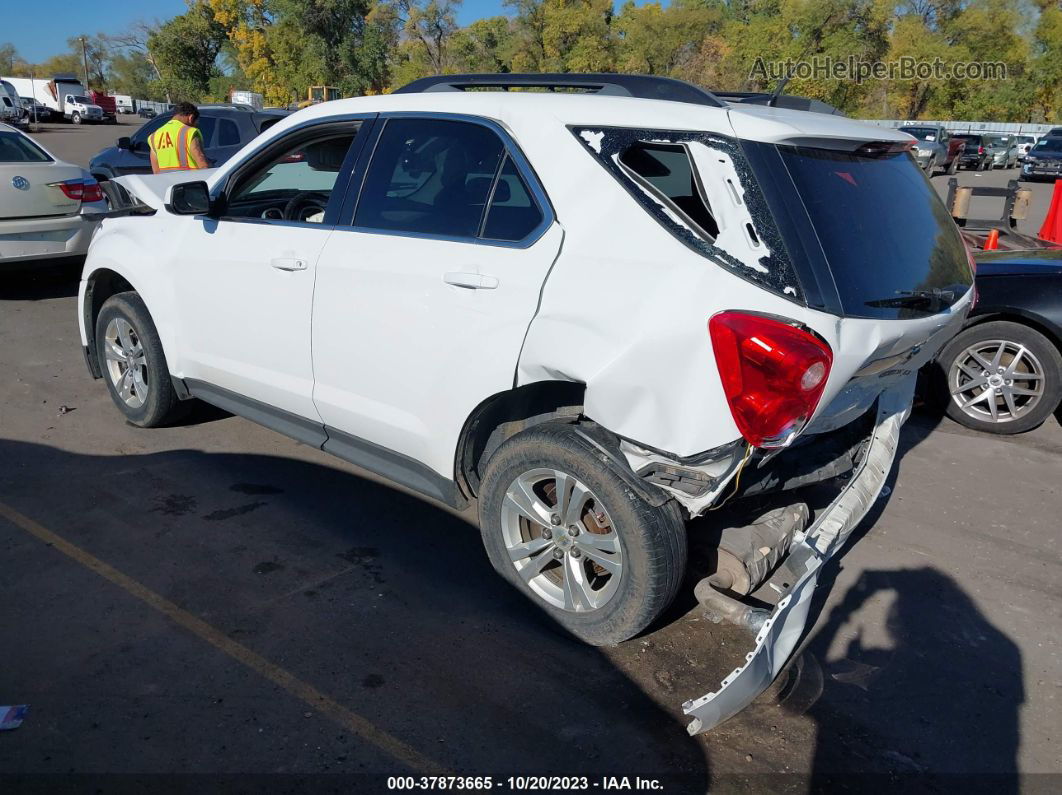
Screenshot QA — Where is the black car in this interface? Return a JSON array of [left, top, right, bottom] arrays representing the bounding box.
[[953, 133, 991, 170], [932, 248, 1062, 433], [89, 105, 290, 180], [137, 107, 157, 119], [1020, 136, 1062, 182]]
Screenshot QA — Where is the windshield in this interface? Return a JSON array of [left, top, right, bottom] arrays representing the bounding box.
[[74, 96, 91, 104], [1032, 138, 1062, 153], [900, 127, 937, 141], [0, 131, 52, 163], [777, 146, 971, 319]]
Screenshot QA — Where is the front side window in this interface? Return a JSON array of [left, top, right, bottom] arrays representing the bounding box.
[[224, 127, 357, 223], [354, 118, 506, 238]]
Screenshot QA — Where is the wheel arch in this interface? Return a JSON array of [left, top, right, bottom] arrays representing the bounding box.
[[964, 310, 1062, 353], [81, 265, 145, 378], [454, 380, 586, 500]]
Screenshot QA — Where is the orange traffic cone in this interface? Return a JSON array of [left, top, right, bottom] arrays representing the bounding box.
[[1040, 179, 1062, 244], [984, 228, 1000, 251]]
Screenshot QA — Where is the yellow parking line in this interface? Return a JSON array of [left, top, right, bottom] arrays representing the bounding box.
[[0, 499, 447, 776]]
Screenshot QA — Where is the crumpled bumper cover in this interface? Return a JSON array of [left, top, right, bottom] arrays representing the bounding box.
[[682, 383, 910, 734]]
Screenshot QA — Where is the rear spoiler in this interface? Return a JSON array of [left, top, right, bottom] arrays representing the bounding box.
[[714, 92, 845, 117]]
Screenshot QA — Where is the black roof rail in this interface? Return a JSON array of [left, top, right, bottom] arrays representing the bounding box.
[[712, 91, 845, 116], [394, 73, 726, 108]]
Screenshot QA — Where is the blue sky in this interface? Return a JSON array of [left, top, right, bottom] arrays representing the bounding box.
[[6, 0, 520, 64]]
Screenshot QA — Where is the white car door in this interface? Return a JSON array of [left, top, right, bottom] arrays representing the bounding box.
[[170, 120, 367, 427], [311, 116, 562, 481]]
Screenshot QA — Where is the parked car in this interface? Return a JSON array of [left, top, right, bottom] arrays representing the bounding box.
[[89, 105, 290, 181], [78, 73, 973, 734], [19, 97, 53, 122], [1013, 135, 1036, 161], [933, 247, 1062, 433], [0, 80, 26, 128], [986, 135, 1019, 169], [1020, 135, 1062, 181], [899, 124, 962, 175], [954, 133, 991, 170], [0, 122, 107, 265], [137, 107, 156, 119], [1045, 127, 1062, 137]]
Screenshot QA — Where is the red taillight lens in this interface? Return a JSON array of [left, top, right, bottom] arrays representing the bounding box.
[[49, 179, 104, 204], [81, 179, 104, 203], [978, 146, 985, 154], [708, 312, 833, 448]]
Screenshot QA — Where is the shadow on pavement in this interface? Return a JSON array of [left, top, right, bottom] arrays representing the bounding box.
[[0, 258, 83, 301], [0, 438, 710, 787]]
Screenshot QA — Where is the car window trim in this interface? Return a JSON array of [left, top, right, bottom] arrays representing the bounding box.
[[338, 111, 555, 250], [211, 114, 376, 229]]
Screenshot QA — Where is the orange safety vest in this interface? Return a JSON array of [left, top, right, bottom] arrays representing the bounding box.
[[149, 119, 205, 171]]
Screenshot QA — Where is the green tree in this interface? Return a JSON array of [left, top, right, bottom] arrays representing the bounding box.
[[149, 1, 228, 100]]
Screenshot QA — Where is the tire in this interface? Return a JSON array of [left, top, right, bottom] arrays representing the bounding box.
[[938, 321, 1062, 434], [478, 422, 686, 646], [977, 157, 986, 171], [95, 292, 185, 428], [947, 156, 959, 175], [71, 111, 81, 125]]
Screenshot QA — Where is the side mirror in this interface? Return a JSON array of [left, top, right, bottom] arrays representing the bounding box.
[[166, 181, 211, 215], [117, 136, 131, 150]]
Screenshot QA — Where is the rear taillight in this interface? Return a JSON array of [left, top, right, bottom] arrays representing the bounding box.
[[708, 312, 833, 449], [49, 179, 103, 203], [81, 179, 104, 203], [978, 146, 985, 154]]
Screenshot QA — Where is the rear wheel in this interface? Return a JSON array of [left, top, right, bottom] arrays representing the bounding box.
[[478, 423, 686, 646], [939, 321, 1062, 434], [95, 292, 185, 428]]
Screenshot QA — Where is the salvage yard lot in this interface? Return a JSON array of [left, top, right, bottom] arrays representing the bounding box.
[[1, 121, 1060, 789]]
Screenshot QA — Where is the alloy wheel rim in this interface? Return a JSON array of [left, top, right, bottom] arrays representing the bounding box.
[[103, 317, 149, 409], [950, 339, 1045, 423], [501, 468, 623, 613]]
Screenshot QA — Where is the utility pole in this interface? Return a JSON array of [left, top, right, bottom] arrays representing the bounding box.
[[80, 36, 91, 90]]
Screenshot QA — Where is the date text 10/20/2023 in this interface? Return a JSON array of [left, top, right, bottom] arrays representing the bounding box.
[[386, 776, 665, 790]]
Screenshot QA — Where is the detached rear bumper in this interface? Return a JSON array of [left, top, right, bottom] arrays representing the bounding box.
[[0, 207, 104, 264], [682, 381, 911, 734]]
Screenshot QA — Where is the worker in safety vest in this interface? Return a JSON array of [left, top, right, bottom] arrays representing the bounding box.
[[149, 102, 208, 174]]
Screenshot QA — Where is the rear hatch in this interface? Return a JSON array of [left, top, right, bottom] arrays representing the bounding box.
[[0, 132, 84, 219], [731, 121, 973, 431]]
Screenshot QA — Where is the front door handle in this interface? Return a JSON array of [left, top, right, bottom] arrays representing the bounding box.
[[443, 272, 498, 290], [271, 257, 307, 271]]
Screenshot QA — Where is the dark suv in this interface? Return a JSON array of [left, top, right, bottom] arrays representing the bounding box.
[[89, 105, 289, 181], [953, 133, 991, 170]]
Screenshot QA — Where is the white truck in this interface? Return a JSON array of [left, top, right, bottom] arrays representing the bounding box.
[[229, 89, 264, 110], [1, 74, 103, 123], [112, 94, 134, 114]]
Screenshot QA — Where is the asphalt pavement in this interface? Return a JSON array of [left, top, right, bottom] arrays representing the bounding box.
[[0, 119, 1059, 791]]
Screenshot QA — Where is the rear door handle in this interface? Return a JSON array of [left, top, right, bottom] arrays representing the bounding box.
[[443, 272, 498, 290], [271, 257, 307, 271]]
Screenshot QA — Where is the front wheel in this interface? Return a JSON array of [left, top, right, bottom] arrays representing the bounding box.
[[478, 423, 686, 646], [947, 156, 959, 175], [95, 292, 186, 428], [71, 111, 81, 124], [938, 321, 1062, 434]]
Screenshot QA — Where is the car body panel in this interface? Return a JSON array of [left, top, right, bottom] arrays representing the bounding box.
[[1, 125, 105, 262], [969, 249, 1062, 344]]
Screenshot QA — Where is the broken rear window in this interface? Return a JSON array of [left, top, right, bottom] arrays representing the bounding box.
[[571, 126, 802, 302]]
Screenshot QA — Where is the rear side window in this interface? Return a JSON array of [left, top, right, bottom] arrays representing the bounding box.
[[572, 126, 800, 301], [354, 117, 547, 243], [0, 131, 52, 163], [218, 118, 240, 147], [482, 156, 543, 241], [196, 116, 217, 147]]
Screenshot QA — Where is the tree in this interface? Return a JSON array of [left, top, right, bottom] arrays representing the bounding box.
[[0, 43, 19, 74], [149, 1, 228, 100]]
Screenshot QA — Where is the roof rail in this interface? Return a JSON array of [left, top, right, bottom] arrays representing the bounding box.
[[394, 73, 726, 108], [712, 91, 845, 116]]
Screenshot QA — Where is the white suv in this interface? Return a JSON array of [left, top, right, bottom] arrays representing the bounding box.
[[77, 74, 973, 732]]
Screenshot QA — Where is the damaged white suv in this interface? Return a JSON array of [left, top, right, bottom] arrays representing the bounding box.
[[78, 74, 973, 733]]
